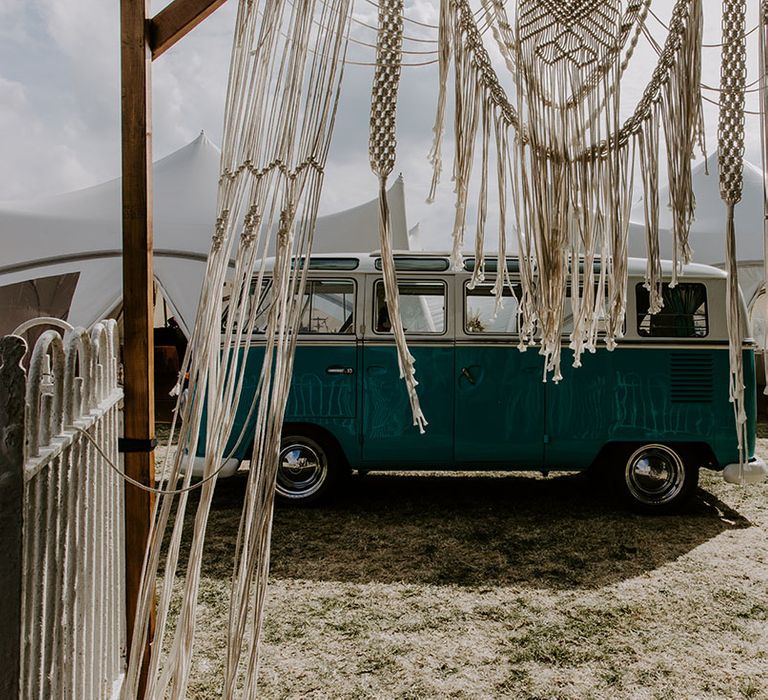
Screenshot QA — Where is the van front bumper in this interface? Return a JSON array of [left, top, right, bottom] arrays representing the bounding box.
[[723, 457, 768, 485], [186, 456, 241, 479]]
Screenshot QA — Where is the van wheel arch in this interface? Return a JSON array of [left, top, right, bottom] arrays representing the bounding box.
[[590, 441, 707, 513], [273, 423, 350, 505], [590, 441, 716, 473], [280, 422, 351, 470]]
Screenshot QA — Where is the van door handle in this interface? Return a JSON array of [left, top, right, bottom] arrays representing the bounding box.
[[326, 366, 354, 375], [460, 367, 476, 385]]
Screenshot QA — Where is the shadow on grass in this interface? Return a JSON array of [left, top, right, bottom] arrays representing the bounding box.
[[180, 470, 751, 590]]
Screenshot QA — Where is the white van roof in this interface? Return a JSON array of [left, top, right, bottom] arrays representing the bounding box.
[[253, 251, 728, 279]]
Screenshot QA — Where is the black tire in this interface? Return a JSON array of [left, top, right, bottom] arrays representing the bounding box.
[[275, 433, 338, 505], [619, 443, 699, 513]]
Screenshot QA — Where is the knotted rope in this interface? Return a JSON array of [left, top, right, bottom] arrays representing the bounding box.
[[370, 0, 427, 432], [719, 0, 748, 478]]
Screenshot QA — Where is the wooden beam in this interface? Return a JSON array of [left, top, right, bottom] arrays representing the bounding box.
[[149, 0, 228, 60], [121, 0, 225, 694], [120, 0, 155, 695]]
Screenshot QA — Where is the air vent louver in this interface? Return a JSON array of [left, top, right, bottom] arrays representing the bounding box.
[[670, 352, 713, 403]]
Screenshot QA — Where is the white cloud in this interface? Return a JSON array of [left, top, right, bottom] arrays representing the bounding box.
[[151, 2, 236, 155], [0, 0, 765, 254], [0, 74, 91, 199], [0, 0, 30, 42], [0, 74, 25, 113]]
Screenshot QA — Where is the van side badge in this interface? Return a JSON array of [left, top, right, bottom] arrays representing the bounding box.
[[326, 366, 354, 375]]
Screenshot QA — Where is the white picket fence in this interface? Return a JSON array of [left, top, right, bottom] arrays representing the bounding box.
[[0, 321, 126, 699]]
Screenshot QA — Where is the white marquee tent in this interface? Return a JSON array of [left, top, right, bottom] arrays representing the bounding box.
[[628, 151, 766, 306], [5, 135, 765, 338], [0, 132, 409, 337]]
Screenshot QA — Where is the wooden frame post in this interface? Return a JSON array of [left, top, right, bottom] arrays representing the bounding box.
[[120, 0, 155, 695], [120, 0, 227, 696]]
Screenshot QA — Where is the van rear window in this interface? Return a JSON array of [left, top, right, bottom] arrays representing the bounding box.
[[374, 281, 446, 334], [636, 283, 708, 338]]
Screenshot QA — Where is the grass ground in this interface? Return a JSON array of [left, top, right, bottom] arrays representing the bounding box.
[[156, 429, 768, 699]]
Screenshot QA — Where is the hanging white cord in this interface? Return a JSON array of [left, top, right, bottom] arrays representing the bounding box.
[[72, 427, 234, 496], [759, 0, 768, 396], [120, 1, 353, 697], [369, 0, 428, 432]]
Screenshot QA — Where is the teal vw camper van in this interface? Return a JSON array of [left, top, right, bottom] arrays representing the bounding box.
[[208, 252, 763, 512]]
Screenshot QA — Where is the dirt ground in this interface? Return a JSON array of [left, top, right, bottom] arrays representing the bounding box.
[[156, 431, 768, 699]]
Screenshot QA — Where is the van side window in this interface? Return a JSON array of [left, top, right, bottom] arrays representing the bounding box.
[[222, 280, 272, 333], [464, 283, 519, 333], [374, 280, 446, 334], [250, 281, 272, 332], [298, 279, 355, 334], [561, 286, 612, 336], [636, 282, 708, 338]]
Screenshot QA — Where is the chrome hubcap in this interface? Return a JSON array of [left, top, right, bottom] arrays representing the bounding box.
[[625, 444, 685, 506], [276, 442, 327, 499]]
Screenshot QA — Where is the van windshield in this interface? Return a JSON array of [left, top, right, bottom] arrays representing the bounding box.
[[221, 279, 272, 334], [224, 278, 356, 335]]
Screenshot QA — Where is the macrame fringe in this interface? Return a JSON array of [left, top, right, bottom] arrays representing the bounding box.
[[725, 205, 748, 478], [378, 177, 428, 432], [426, 0, 452, 204], [121, 1, 353, 696]]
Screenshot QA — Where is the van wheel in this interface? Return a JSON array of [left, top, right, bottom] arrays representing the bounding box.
[[276, 434, 336, 505], [621, 444, 698, 513]]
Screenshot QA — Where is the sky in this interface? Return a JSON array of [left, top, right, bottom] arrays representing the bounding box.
[[0, 0, 765, 250]]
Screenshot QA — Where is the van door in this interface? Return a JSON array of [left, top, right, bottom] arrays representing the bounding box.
[[218, 277, 359, 462], [286, 278, 359, 422], [361, 276, 454, 466], [454, 280, 545, 466], [544, 284, 619, 469]]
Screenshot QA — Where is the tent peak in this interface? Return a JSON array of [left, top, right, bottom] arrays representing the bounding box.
[[192, 129, 217, 150]]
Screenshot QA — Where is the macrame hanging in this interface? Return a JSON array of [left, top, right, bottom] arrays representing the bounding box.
[[428, 0, 705, 382], [121, 1, 353, 696], [118, 1, 763, 696]]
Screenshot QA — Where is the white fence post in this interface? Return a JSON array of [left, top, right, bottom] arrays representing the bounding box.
[[0, 335, 26, 699], [0, 322, 126, 699]]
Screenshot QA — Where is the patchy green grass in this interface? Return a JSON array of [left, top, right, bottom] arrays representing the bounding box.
[[155, 434, 768, 699]]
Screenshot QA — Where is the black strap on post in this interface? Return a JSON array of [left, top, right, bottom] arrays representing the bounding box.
[[118, 437, 158, 453]]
